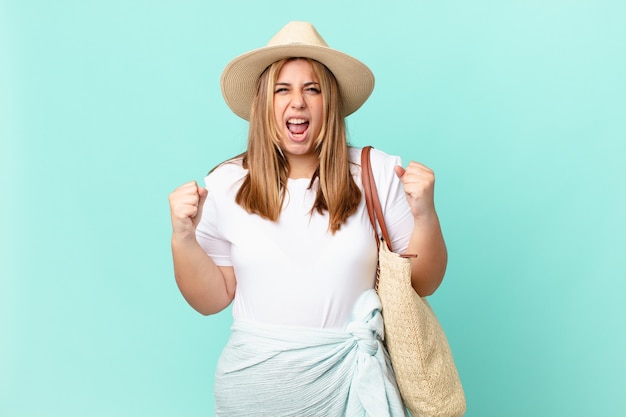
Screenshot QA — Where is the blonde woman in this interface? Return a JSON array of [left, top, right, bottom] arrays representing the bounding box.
[[168, 21, 447, 416]]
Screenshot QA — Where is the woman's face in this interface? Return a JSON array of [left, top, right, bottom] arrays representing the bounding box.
[[273, 59, 324, 166]]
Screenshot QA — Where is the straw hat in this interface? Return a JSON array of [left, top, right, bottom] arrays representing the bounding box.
[[220, 21, 375, 120]]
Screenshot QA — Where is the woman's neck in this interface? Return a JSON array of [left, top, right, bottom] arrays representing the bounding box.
[[287, 154, 319, 179]]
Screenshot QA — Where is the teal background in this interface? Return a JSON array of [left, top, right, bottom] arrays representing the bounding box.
[[2, 0, 625, 416]]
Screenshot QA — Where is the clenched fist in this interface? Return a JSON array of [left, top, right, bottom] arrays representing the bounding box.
[[395, 162, 436, 220], [168, 181, 208, 240]]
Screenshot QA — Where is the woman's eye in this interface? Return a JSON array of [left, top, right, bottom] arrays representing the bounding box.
[[275, 87, 288, 94], [305, 87, 320, 93]]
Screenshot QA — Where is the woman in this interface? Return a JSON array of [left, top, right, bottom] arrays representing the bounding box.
[[168, 21, 447, 416]]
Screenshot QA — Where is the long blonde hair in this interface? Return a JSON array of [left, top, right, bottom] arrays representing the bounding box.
[[235, 57, 361, 233]]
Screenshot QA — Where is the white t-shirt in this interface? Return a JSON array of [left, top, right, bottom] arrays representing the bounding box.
[[196, 147, 413, 329]]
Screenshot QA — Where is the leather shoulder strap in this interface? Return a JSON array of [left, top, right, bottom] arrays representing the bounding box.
[[361, 146, 394, 252]]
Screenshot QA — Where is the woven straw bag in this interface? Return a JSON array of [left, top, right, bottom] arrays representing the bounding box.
[[361, 146, 466, 417]]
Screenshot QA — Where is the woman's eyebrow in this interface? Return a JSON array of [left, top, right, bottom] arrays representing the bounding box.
[[275, 81, 320, 86]]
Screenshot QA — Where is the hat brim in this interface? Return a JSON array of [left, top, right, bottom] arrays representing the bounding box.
[[220, 44, 375, 121]]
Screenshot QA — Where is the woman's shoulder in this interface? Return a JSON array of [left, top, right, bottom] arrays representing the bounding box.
[[204, 156, 247, 190], [348, 146, 403, 170]]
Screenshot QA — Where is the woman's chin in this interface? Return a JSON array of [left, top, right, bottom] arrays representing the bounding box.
[[280, 141, 316, 159]]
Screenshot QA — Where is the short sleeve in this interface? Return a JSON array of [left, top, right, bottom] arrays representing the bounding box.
[[195, 161, 246, 266], [367, 148, 414, 254]]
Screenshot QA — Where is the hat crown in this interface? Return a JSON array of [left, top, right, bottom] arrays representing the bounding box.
[[221, 21, 374, 120], [267, 21, 329, 48]]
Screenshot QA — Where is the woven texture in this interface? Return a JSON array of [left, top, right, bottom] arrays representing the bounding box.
[[220, 21, 374, 120], [377, 243, 466, 417], [361, 146, 466, 417]]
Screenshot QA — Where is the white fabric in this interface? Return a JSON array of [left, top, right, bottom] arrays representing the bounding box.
[[196, 147, 413, 328], [214, 289, 408, 417]]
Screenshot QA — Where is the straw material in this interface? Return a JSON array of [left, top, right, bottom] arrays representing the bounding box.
[[220, 21, 374, 120], [376, 242, 466, 417], [361, 145, 465, 417]]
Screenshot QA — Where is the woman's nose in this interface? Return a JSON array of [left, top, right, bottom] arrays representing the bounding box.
[[290, 93, 306, 110]]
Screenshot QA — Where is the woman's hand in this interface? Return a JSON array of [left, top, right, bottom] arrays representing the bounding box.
[[394, 162, 436, 220], [395, 162, 447, 295], [168, 181, 209, 240], [169, 181, 236, 315]]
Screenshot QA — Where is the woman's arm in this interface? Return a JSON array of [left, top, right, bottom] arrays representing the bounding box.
[[169, 181, 236, 315], [395, 163, 448, 296]]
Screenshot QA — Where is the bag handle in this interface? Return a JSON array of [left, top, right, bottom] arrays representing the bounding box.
[[361, 146, 394, 252]]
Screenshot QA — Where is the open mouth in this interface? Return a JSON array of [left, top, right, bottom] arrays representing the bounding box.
[[287, 118, 309, 137]]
